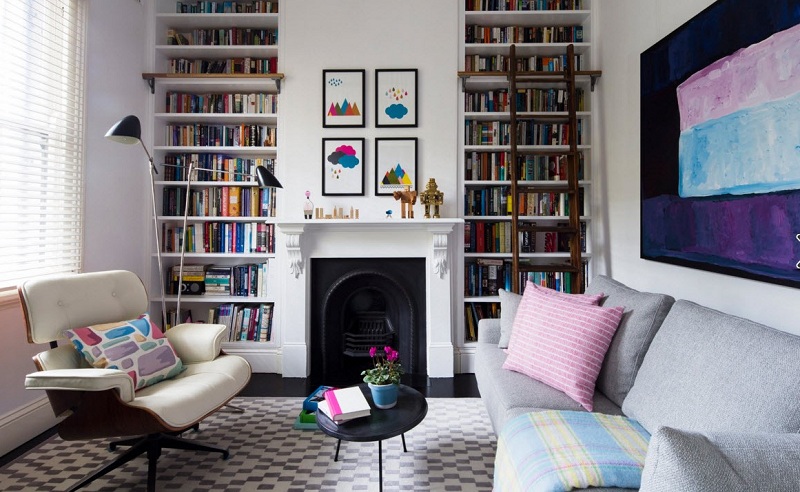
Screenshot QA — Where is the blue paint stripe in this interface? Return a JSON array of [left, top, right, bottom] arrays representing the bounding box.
[[679, 91, 800, 197]]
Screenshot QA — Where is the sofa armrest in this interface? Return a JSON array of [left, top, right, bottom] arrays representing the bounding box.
[[25, 368, 135, 403], [166, 322, 226, 363], [640, 426, 800, 492], [477, 318, 501, 344]]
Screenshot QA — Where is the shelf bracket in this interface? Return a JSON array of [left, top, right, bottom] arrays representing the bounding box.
[[275, 78, 281, 94], [590, 74, 599, 92], [460, 75, 467, 93], [145, 76, 155, 94]]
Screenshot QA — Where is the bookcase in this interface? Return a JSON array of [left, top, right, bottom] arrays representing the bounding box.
[[147, 0, 283, 371], [458, 0, 599, 364]]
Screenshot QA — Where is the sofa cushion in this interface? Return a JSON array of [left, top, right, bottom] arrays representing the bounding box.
[[497, 289, 522, 349], [585, 275, 675, 407], [498, 285, 604, 348], [65, 313, 185, 390], [623, 300, 800, 434], [495, 411, 650, 492], [503, 282, 624, 411], [640, 427, 800, 492], [475, 338, 623, 434]]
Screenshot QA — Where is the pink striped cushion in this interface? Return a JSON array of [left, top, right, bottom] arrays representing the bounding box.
[[529, 282, 604, 305], [503, 281, 624, 411]]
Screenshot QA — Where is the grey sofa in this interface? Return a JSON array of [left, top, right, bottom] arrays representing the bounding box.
[[475, 275, 800, 491]]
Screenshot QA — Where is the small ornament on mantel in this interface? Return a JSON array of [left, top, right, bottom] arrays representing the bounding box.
[[392, 184, 417, 219], [303, 191, 314, 220], [419, 178, 444, 218]]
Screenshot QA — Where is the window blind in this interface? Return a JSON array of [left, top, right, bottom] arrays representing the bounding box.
[[0, 0, 87, 289]]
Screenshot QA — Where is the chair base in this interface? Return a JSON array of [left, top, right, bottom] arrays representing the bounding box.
[[67, 431, 229, 492]]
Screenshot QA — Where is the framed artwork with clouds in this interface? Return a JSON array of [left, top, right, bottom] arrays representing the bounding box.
[[375, 69, 417, 128], [322, 138, 365, 196]]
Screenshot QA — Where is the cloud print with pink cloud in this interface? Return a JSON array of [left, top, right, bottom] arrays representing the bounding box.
[[327, 145, 360, 169]]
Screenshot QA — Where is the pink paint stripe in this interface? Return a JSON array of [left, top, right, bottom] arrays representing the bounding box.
[[677, 23, 800, 131], [324, 389, 342, 416]]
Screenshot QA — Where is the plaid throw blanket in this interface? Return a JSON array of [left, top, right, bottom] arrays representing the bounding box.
[[494, 410, 650, 492]]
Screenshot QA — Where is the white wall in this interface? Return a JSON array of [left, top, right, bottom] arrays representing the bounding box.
[[279, 0, 459, 220], [596, 0, 800, 334], [83, 0, 151, 276], [0, 0, 148, 458]]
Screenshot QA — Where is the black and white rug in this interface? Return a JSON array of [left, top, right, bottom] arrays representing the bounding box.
[[0, 397, 496, 491]]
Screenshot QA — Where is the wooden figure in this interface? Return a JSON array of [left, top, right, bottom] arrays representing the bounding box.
[[392, 184, 417, 219], [419, 178, 444, 218]]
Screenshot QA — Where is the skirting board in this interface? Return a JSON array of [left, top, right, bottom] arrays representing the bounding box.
[[220, 344, 281, 373], [0, 396, 58, 457]]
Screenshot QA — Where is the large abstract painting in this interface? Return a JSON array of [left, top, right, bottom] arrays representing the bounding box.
[[640, 0, 800, 287]]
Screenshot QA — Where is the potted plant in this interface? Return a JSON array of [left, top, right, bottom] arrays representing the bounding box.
[[361, 346, 403, 408]]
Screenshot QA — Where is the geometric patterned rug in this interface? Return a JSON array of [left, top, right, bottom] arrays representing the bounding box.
[[0, 397, 496, 491]]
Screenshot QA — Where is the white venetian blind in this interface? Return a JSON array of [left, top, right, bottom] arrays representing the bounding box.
[[0, 0, 87, 289]]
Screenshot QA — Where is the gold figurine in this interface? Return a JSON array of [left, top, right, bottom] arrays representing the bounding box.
[[419, 178, 444, 218]]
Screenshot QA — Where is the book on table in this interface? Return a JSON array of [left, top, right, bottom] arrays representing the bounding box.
[[317, 386, 371, 424]]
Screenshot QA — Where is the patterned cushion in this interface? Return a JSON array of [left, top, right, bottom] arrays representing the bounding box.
[[495, 410, 650, 492], [503, 281, 624, 411], [65, 313, 184, 390], [497, 284, 603, 349]]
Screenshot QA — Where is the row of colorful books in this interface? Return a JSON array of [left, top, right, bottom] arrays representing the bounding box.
[[207, 301, 274, 342], [162, 185, 276, 218], [465, 25, 583, 44], [166, 91, 278, 115], [166, 262, 269, 298], [162, 221, 275, 254], [176, 1, 278, 14], [162, 154, 276, 183], [464, 87, 585, 113]]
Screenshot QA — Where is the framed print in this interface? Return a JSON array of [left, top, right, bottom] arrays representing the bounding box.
[[375, 137, 417, 196], [322, 138, 365, 196], [375, 69, 418, 127], [323, 69, 365, 128]]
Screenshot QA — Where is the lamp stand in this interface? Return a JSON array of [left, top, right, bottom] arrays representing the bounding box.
[[175, 161, 195, 324], [147, 156, 168, 328]]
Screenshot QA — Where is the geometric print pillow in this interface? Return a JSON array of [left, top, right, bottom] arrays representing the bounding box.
[[65, 313, 184, 390]]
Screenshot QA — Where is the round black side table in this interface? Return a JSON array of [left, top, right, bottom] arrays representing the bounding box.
[[316, 383, 428, 492]]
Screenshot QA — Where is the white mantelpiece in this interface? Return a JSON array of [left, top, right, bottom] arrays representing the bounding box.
[[277, 219, 463, 378]]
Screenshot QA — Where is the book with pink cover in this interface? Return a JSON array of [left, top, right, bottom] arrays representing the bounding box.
[[318, 386, 371, 423]]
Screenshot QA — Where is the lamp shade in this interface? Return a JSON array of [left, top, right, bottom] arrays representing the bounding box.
[[256, 165, 283, 188], [105, 115, 142, 145]]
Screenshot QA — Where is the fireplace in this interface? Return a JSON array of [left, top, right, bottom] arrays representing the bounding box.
[[309, 258, 426, 386], [277, 219, 461, 379]]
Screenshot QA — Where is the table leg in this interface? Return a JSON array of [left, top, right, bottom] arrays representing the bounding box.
[[401, 433, 407, 452], [378, 440, 383, 492], [334, 439, 341, 462]]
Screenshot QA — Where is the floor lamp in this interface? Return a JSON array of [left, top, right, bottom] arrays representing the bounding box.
[[105, 115, 168, 327], [171, 160, 282, 323]]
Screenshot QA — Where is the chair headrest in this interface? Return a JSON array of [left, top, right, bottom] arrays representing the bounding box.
[[19, 270, 149, 344]]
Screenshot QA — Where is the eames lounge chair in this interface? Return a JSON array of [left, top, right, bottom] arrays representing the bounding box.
[[19, 270, 251, 491]]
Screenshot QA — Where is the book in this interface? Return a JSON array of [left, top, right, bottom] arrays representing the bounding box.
[[292, 410, 318, 430], [303, 385, 334, 412], [318, 386, 371, 423]]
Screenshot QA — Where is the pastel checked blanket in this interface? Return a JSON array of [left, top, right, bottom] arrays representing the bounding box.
[[494, 410, 650, 492]]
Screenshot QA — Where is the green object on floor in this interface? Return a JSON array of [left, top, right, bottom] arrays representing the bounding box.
[[293, 410, 318, 430]]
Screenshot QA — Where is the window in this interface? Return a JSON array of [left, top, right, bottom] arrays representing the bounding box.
[[0, 0, 87, 289]]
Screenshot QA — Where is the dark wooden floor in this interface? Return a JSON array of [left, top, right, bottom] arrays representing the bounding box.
[[239, 373, 481, 398]]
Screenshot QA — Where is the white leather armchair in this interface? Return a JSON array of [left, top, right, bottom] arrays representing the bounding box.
[[19, 270, 252, 491]]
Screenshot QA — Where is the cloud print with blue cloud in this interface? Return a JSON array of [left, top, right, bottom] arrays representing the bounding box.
[[385, 104, 409, 120], [327, 145, 360, 169]]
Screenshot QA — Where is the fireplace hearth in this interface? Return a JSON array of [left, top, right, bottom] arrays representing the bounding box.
[[309, 258, 426, 386]]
